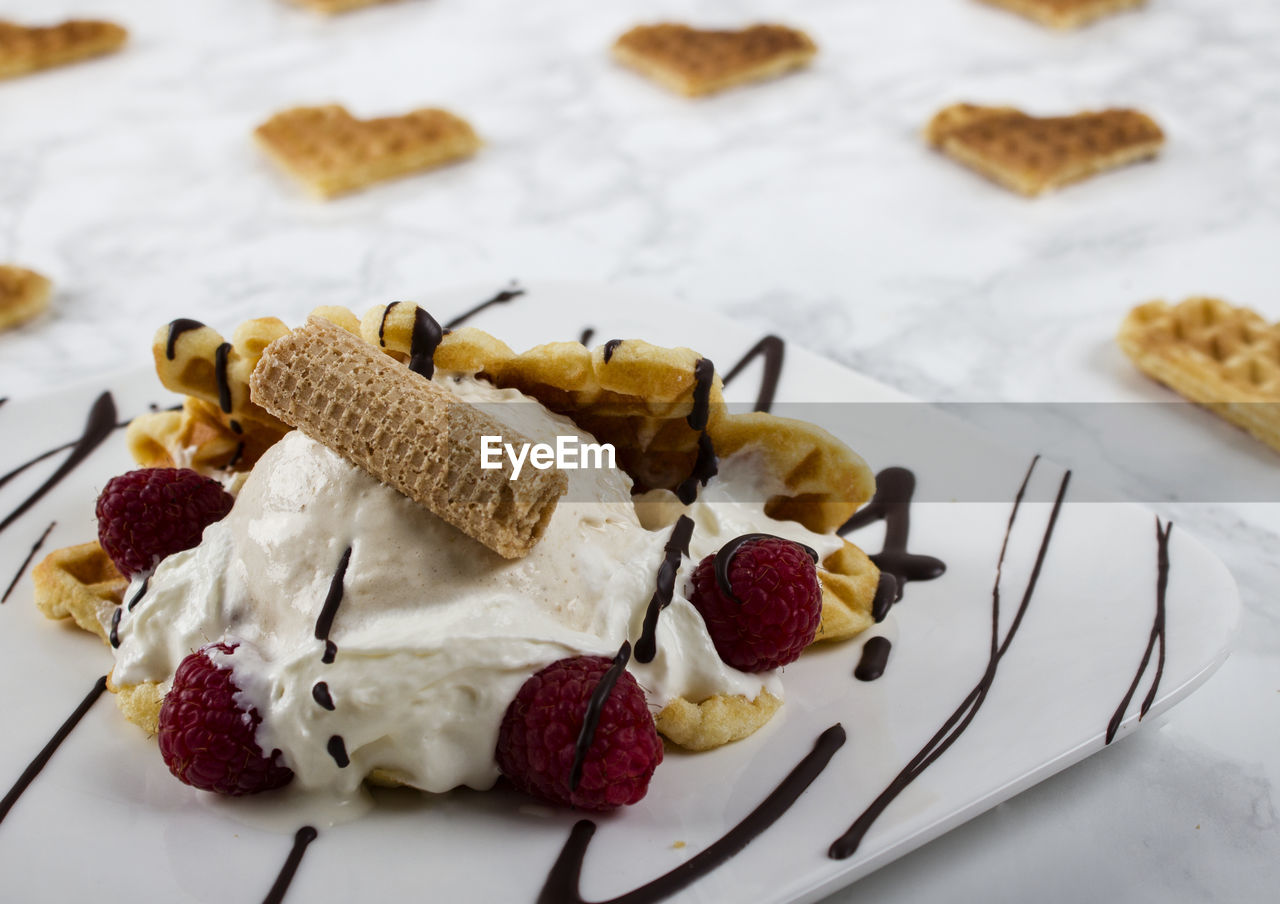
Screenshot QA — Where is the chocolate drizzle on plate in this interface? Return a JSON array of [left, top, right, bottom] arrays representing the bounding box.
[[312, 682, 335, 711], [538, 725, 846, 904], [829, 457, 1070, 859], [854, 637, 892, 682], [1106, 518, 1172, 744], [165, 318, 205, 360], [838, 467, 946, 618], [602, 339, 623, 363], [262, 826, 319, 904], [634, 516, 694, 664], [721, 335, 784, 414], [0, 675, 108, 826], [570, 642, 631, 792], [2, 521, 55, 604], [326, 735, 350, 769], [713, 533, 818, 604], [443, 284, 526, 330], [315, 546, 352, 664], [0, 392, 117, 537]]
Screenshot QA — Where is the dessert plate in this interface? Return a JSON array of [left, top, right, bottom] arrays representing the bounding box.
[[0, 283, 1239, 904]]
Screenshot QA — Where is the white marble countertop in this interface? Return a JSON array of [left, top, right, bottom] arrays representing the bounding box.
[[2, 0, 1277, 901]]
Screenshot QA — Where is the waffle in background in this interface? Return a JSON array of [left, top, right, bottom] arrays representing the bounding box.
[[926, 103, 1164, 196], [254, 105, 481, 198], [975, 0, 1148, 29], [1119, 298, 1280, 453], [612, 23, 817, 97], [289, 0, 401, 13], [0, 265, 51, 331], [0, 19, 126, 80]]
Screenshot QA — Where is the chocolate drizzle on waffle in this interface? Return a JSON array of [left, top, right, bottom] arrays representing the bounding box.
[[377, 301, 445, 380], [721, 335, 784, 413], [315, 546, 352, 664], [538, 724, 846, 904], [603, 339, 623, 363], [570, 641, 632, 793], [1106, 518, 1172, 744], [829, 457, 1070, 859], [2, 520, 55, 604], [165, 319, 206, 361], [443, 284, 526, 330], [713, 533, 817, 605], [635, 516, 695, 664], [839, 467, 946, 618], [262, 826, 319, 904], [675, 358, 718, 504]]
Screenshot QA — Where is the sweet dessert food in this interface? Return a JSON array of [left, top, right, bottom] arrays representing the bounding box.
[[925, 103, 1164, 196], [0, 265, 51, 331], [33, 302, 882, 810], [0, 19, 126, 80], [974, 0, 1147, 29], [254, 105, 481, 198], [1119, 297, 1280, 452], [289, 0, 401, 13], [612, 23, 817, 97]]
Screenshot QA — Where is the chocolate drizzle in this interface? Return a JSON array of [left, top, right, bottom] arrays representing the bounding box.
[[312, 682, 335, 711], [214, 342, 233, 414], [326, 735, 350, 768], [315, 546, 352, 664], [1106, 518, 1172, 744], [870, 573, 897, 623], [377, 302, 445, 379], [109, 608, 122, 648], [2, 521, 55, 604], [226, 442, 246, 470], [0, 392, 117, 537], [0, 675, 107, 825], [126, 575, 150, 611], [443, 284, 526, 330], [538, 725, 846, 904], [674, 359, 718, 505], [570, 642, 631, 793], [579, 328, 595, 347], [838, 467, 946, 616], [854, 637, 892, 682], [713, 533, 818, 604], [634, 516, 694, 664], [721, 335, 784, 413], [262, 826, 319, 904], [829, 458, 1070, 859], [602, 339, 623, 363], [165, 318, 205, 360]]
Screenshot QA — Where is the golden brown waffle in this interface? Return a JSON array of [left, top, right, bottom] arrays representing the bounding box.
[[32, 542, 125, 643], [0, 19, 126, 80], [926, 103, 1164, 196], [1119, 298, 1280, 452], [656, 690, 781, 751], [289, 0, 400, 13], [975, 0, 1147, 29], [612, 23, 817, 97], [254, 105, 481, 198], [0, 265, 51, 331]]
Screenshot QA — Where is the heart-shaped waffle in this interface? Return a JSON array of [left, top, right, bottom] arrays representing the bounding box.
[[0, 264, 51, 331], [974, 0, 1147, 29], [0, 19, 126, 80]]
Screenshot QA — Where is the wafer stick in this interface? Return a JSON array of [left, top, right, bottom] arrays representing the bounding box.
[[250, 317, 567, 558]]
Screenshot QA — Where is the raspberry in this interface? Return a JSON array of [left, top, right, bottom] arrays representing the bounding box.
[[496, 654, 663, 811], [158, 644, 293, 796], [96, 467, 234, 578], [687, 536, 822, 672]]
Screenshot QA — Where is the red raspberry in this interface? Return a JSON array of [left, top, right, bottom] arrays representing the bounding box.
[[687, 536, 822, 672], [96, 467, 234, 578], [158, 643, 293, 796], [496, 654, 663, 811]]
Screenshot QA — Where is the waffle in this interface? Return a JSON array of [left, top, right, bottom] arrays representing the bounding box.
[[0, 19, 126, 80], [289, 0, 400, 13], [254, 105, 481, 198], [926, 103, 1164, 196], [32, 542, 125, 643], [1119, 298, 1280, 452], [975, 0, 1147, 29], [612, 23, 817, 97], [0, 265, 51, 331]]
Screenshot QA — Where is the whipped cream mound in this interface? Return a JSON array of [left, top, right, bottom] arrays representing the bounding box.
[[113, 375, 843, 798]]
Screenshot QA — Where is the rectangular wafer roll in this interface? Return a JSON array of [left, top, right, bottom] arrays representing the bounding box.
[[250, 316, 567, 558]]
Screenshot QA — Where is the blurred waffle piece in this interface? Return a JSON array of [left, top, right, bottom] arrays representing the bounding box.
[[975, 0, 1147, 29], [289, 0, 400, 13], [0, 265, 51, 331], [926, 103, 1163, 196], [255, 105, 481, 198], [0, 19, 126, 80], [612, 23, 817, 97], [1119, 298, 1280, 452]]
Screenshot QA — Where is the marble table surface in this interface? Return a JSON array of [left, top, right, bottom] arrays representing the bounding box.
[[2, 1, 1277, 901]]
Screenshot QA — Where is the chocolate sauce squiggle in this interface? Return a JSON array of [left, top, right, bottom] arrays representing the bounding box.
[[214, 342, 234, 414], [713, 533, 817, 604], [0, 675, 108, 825], [109, 608, 122, 648], [443, 284, 526, 330], [570, 642, 631, 792], [126, 575, 150, 611], [261, 826, 319, 904], [579, 328, 595, 347], [312, 682, 335, 711], [326, 736, 350, 768], [674, 359, 717, 505], [602, 339, 623, 363], [408, 307, 444, 380], [854, 637, 892, 682], [634, 516, 694, 664], [165, 318, 205, 360], [829, 459, 1071, 859], [315, 546, 352, 664], [538, 725, 846, 904], [1105, 518, 1172, 744], [720, 335, 784, 414], [0, 392, 117, 537], [838, 467, 946, 616], [1, 521, 55, 604], [0, 396, 7, 409]]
